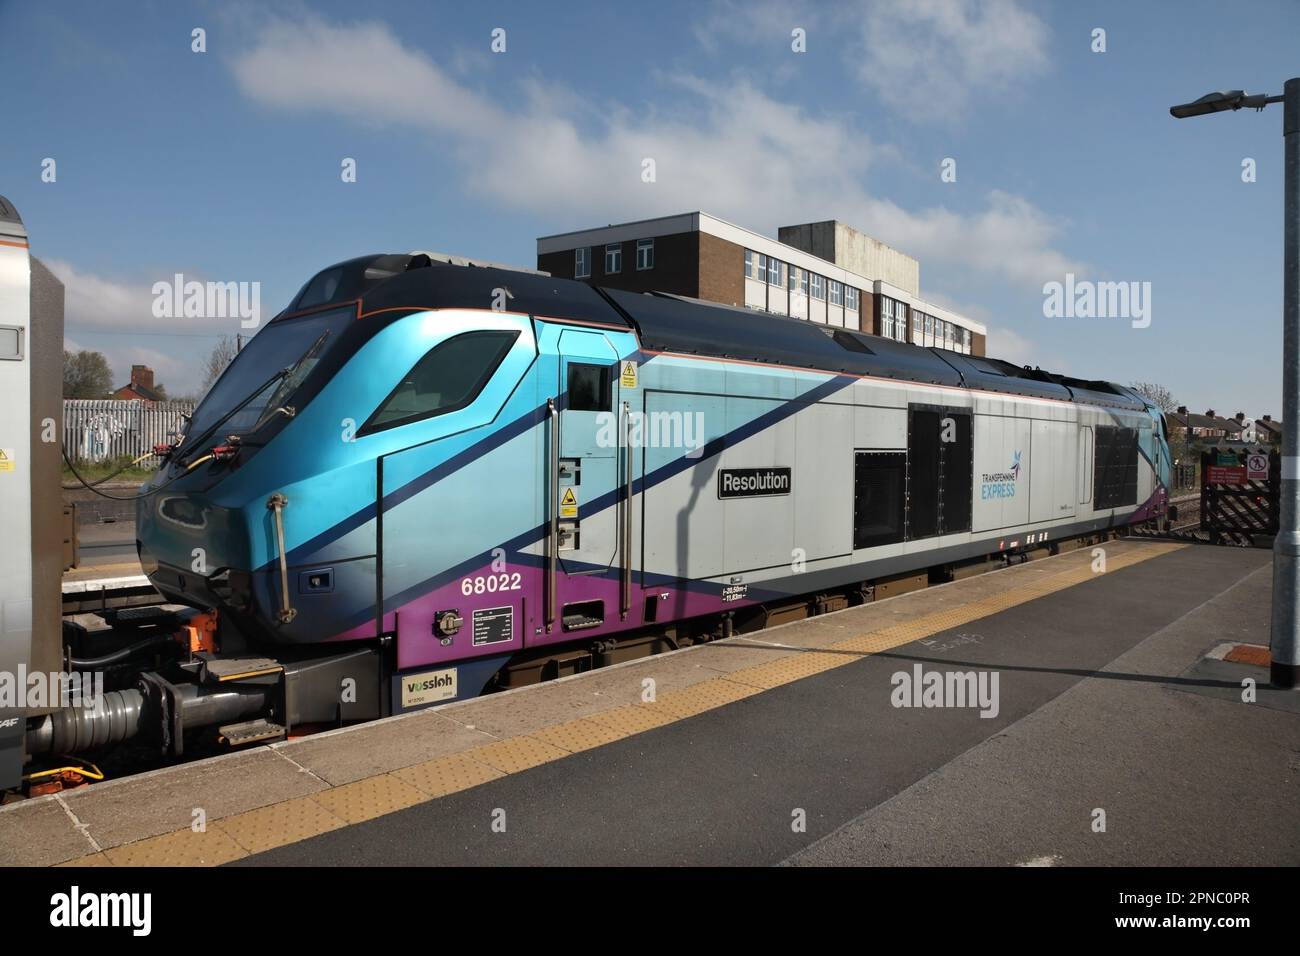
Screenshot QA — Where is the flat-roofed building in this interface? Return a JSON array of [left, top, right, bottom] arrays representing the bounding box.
[[536, 211, 986, 356]]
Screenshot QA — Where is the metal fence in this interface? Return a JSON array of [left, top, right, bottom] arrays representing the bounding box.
[[63, 400, 194, 465]]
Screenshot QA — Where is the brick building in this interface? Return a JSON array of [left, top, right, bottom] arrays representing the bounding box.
[[537, 211, 986, 356], [113, 364, 165, 402]]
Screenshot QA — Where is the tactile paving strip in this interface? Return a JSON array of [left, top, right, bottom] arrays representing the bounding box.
[[470, 735, 570, 774], [529, 716, 633, 753], [215, 797, 347, 854], [647, 677, 762, 719], [584, 703, 676, 737], [103, 826, 247, 867], [725, 651, 846, 690], [307, 774, 427, 825], [392, 752, 505, 797]]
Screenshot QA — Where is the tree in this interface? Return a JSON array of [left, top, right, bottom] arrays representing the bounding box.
[[1129, 381, 1177, 413], [63, 349, 114, 398], [200, 336, 239, 394]]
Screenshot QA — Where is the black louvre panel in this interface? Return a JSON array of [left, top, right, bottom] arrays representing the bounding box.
[[854, 452, 906, 549], [907, 409, 941, 540], [940, 411, 973, 533]]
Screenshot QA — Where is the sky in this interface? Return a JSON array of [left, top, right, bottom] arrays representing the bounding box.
[[0, 0, 1296, 414]]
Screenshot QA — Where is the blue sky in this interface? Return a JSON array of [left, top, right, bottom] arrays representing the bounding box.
[[1, 0, 1296, 414]]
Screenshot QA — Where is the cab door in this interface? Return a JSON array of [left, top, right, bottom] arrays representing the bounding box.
[[555, 328, 623, 577]]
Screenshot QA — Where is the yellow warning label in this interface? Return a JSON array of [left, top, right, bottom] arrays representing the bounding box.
[[0, 448, 13, 473], [559, 486, 578, 518], [620, 361, 638, 389]]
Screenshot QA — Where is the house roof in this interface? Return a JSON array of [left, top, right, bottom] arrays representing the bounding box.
[[116, 382, 165, 402], [1168, 411, 1244, 432]]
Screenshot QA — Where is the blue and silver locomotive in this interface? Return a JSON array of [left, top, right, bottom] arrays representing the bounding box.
[[122, 251, 1169, 741]]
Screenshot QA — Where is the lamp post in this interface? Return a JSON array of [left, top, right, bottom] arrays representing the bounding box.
[[1170, 81, 1300, 688]]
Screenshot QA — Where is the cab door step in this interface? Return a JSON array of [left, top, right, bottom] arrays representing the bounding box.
[[218, 718, 287, 747]]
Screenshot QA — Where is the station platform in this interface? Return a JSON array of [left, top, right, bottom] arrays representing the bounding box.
[[4, 539, 1296, 867]]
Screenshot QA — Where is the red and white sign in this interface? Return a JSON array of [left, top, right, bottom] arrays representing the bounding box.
[[1207, 465, 1247, 485], [1247, 453, 1270, 480]]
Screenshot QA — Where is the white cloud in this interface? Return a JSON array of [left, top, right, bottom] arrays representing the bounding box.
[[231, 17, 505, 135], [227, 13, 1079, 291], [692, 0, 819, 53], [46, 259, 235, 395], [854, 0, 1050, 122], [45, 258, 155, 333], [987, 326, 1068, 372]]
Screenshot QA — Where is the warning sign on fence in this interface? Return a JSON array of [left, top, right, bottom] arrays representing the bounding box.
[[1247, 453, 1269, 480], [1207, 465, 1246, 485]]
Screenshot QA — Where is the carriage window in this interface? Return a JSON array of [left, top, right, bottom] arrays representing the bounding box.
[[567, 362, 612, 412], [360, 330, 518, 435]]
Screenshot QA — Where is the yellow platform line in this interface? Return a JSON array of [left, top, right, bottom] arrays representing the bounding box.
[[58, 540, 1184, 866]]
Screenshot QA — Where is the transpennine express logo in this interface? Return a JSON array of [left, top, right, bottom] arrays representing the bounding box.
[[981, 451, 1022, 499]]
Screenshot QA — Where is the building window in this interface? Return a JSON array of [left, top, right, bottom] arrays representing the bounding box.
[[757, 254, 768, 283], [605, 243, 622, 274], [575, 247, 590, 279], [800, 270, 809, 294], [744, 249, 756, 279], [636, 238, 654, 271], [788, 266, 800, 292], [945, 322, 955, 349], [829, 280, 843, 306], [768, 257, 782, 286], [883, 296, 910, 340], [924, 315, 933, 335], [810, 274, 825, 300], [913, 312, 923, 342], [845, 287, 858, 312]]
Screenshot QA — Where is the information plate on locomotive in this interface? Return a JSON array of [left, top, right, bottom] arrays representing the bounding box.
[[400, 668, 458, 708], [717, 467, 791, 499], [472, 605, 514, 646]]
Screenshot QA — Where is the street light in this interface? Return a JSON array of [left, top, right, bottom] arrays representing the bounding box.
[[1170, 90, 1281, 118], [1171, 79, 1300, 689]]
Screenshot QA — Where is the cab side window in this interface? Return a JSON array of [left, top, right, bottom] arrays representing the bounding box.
[[566, 362, 612, 412], [360, 330, 518, 435]]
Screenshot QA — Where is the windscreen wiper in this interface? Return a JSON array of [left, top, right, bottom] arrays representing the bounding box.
[[175, 367, 289, 466]]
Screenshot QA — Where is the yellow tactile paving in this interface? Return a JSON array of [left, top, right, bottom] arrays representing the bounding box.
[[470, 735, 570, 774], [647, 677, 762, 719], [103, 826, 247, 867], [38, 540, 1183, 866], [725, 651, 846, 690], [528, 716, 633, 753], [307, 774, 427, 825], [392, 752, 505, 797], [583, 703, 676, 737], [215, 797, 347, 854]]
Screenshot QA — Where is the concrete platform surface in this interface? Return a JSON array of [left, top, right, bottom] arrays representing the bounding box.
[[3, 539, 1294, 867]]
